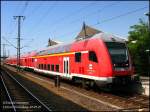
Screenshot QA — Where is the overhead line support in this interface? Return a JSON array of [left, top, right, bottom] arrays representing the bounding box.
[[14, 16, 25, 71]]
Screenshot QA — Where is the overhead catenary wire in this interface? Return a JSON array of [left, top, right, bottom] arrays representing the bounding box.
[[2, 37, 17, 49], [9, 4, 148, 55], [32, 1, 97, 39], [20, 0, 44, 30], [29, 2, 120, 48], [1, 44, 11, 57], [18, 1, 29, 16], [2, 38, 28, 56], [22, 1, 58, 50], [29, 1, 97, 47], [19, 38, 33, 50], [47, 1, 97, 30], [7, 1, 29, 41], [92, 6, 148, 26], [9, 1, 40, 54], [7, 1, 23, 36], [52, 1, 120, 33], [22, 5, 148, 54], [23, 1, 44, 21], [69, 2, 120, 24], [27, 1, 57, 37], [59, 6, 148, 39], [18, 1, 43, 48]]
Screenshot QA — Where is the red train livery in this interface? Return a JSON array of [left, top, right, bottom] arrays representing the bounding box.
[[5, 32, 135, 86]]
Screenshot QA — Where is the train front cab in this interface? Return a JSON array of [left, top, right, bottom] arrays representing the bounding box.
[[71, 37, 114, 86], [82, 35, 136, 87], [104, 41, 135, 86]]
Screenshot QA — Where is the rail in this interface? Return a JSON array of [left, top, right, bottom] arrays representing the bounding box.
[[1, 70, 52, 111]]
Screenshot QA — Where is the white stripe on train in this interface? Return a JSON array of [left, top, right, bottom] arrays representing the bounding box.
[[8, 64, 113, 84]]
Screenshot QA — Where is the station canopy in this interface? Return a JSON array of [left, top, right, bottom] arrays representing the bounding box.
[[75, 24, 102, 41]]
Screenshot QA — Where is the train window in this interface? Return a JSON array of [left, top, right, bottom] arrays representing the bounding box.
[[47, 64, 50, 70], [36, 64, 38, 69], [66, 61, 68, 74], [44, 64, 46, 70], [32, 58, 34, 62], [75, 52, 81, 62], [41, 64, 43, 69], [51, 64, 54, 71], [39, 64, 40, 69], [56, 65, 59, 72], [64, 61, 65, 73], [89, 51, 98, 62]]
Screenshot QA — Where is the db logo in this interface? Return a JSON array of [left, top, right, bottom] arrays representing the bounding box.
[[89, 64, 93, 69]]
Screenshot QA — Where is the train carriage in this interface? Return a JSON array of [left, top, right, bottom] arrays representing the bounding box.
[[5, 32, 135, 86]]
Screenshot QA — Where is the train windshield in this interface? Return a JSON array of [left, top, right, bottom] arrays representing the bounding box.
[[105, 42, 129, 67]]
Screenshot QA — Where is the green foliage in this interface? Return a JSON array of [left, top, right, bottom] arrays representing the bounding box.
[[127, 19, 150, 76]]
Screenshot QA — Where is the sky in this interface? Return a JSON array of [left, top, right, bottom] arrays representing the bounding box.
[[1, 1, 149, 56]]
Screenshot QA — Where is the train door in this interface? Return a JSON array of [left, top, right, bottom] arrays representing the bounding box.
[[34, 58, 38, 68], [63, 57, 70, 78]]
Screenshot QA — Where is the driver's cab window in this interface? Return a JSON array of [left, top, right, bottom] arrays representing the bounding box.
[[89, 51, 98, 63]]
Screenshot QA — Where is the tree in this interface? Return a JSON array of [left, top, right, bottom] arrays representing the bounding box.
[[127, 19, 150, 76]]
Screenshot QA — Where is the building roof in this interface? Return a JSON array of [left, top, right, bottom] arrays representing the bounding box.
[[75, 24, 102, 41], [47, 38, 62, 46]]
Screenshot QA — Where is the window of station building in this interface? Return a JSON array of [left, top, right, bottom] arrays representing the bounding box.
[[56, 65, 59, 72], [47, 64, 50, 70], [75, 52, 81, 62], [89, 51, 98, 63], [51, 64, 54, 71]]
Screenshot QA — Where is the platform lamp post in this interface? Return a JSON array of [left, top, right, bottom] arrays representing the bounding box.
[[145, 49, 150, 77]]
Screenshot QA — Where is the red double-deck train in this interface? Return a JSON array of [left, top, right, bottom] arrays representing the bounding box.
[[5, 32, 135, 87]]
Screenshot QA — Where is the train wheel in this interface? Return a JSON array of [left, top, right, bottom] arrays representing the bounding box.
[[81, 79, 94, 90], [82, 79, 88, 89]]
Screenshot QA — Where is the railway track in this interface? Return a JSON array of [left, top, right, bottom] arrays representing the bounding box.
[[28, 71, 150, 111], [3, 65, 150, 111], [1, 70, 52, 111], [28, 69, 149, 111], [59, 79, 149, 111]]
